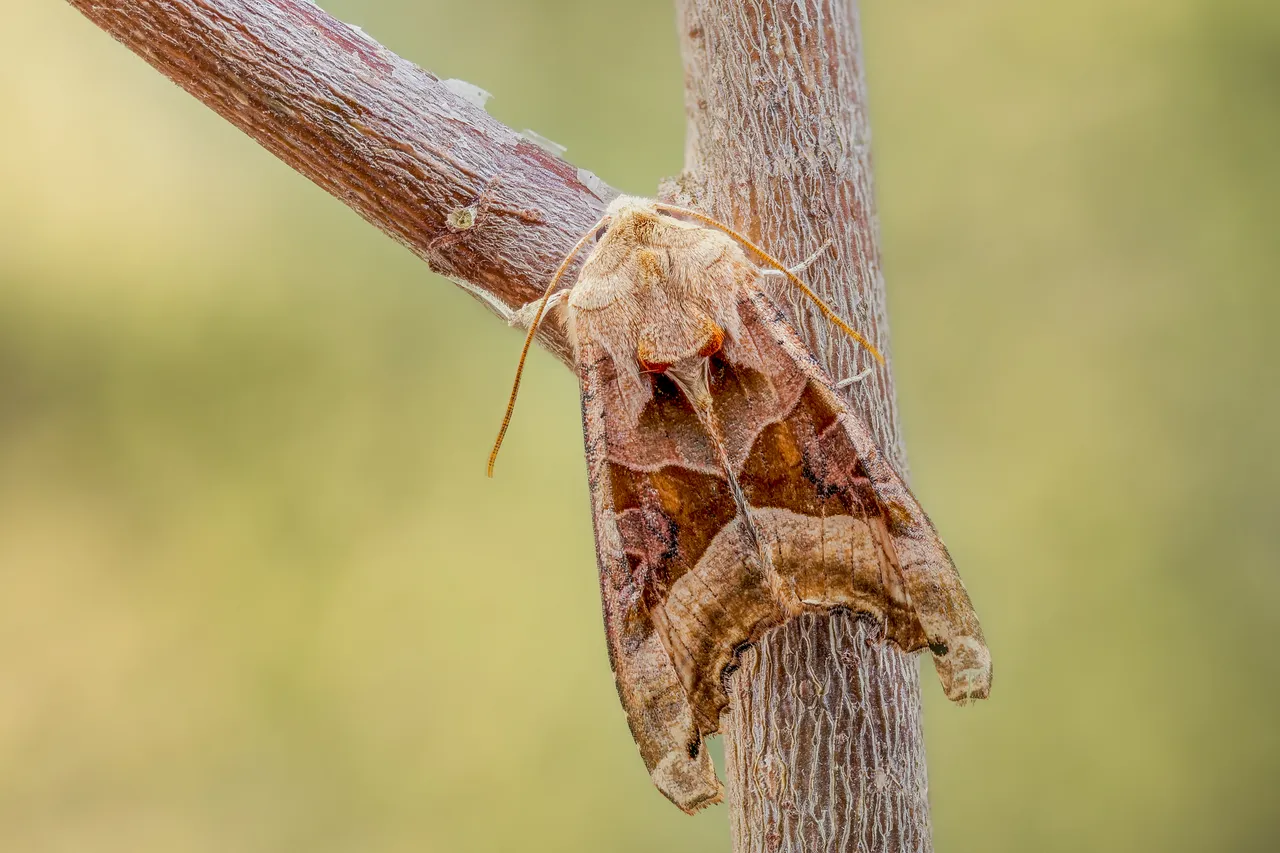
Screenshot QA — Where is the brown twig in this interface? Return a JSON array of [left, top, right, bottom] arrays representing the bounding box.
[[675, 1, 933, 850], [69, 0, 933, 848], [66, 0, 614, 364]]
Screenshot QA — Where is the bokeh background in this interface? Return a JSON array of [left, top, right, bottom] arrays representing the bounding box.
[[3, 0, 1277, 851]]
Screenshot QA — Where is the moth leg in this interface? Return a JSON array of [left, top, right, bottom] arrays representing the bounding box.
[[835, 366, 874, 388], [507, 289, 567, 330], [759, 237, 833, 277]]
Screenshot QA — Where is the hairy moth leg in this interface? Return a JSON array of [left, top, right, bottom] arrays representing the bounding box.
[[758, 238, 833, 278], [507, 290, 568, 331], [836, 366, 874, 388]]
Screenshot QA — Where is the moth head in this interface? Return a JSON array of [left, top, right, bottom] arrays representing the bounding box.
[[604, 194, 657, 220], [603, 195, 661, 245]]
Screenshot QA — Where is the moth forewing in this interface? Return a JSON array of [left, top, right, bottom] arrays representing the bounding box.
[[744, 289, 992, 702], [493, 195, 990, 812]]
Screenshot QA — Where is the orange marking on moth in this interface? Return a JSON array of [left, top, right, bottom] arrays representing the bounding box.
[[637, 341, 672, 374], [636, 248, 663, 281], [698, 320, 725, 358]]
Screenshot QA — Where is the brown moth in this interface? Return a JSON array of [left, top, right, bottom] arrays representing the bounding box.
[[488, 196, 990, 813]]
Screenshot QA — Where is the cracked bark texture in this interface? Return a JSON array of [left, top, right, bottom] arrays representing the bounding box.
[[675, 2, 933, 851]]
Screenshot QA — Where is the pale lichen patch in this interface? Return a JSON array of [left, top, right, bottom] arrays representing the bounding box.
[[446, 205, 477, 231]]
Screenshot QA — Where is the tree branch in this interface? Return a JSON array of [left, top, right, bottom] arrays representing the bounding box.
[[66, 0, 615, 364], [674, 1, 932, 850]]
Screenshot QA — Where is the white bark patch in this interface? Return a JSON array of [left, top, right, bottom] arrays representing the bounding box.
[[441, 78, 493, 110], [518, 129, 567, 157]]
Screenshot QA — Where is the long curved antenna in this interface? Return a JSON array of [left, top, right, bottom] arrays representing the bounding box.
[[654, 203, 885, 365], [487, 217, 607, 477]]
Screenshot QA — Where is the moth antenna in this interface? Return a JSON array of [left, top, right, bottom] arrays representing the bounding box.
[[653, 203, 885, 365], [487, 216, 608, 478]]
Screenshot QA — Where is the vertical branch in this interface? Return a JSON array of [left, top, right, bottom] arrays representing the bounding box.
[[673, 1, 932, 851]]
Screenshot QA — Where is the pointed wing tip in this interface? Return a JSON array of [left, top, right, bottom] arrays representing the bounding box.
[[933, 635, 993, 703], [944, 669, 993, 704], [676, 786, 724, 815], [651, 748, 723, 814]]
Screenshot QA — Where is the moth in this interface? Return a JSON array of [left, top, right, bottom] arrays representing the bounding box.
[[488, 197, 990, 813]]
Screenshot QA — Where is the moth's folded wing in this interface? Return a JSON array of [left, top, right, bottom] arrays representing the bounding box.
[[737, 290, 991, 702], [578, 342, 722, 813], [824, 403, 991, 702]]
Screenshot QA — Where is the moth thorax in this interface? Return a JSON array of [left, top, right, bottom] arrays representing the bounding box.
[[613, 208, 660, 243], [635, 248, 664, 287]]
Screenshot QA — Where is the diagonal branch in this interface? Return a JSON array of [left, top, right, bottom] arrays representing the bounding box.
[[67, 0, 614, 364]]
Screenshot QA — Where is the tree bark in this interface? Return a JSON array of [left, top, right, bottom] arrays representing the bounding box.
[[674, 2, 932, 851], [67, 0, 933, 849]]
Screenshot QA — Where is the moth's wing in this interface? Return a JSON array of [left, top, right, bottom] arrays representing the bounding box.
[[578, 336, 723, 814], [736, 288, 991, 702]]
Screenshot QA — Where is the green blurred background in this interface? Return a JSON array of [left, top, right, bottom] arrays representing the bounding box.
[[3, 0, 1277, 850]]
